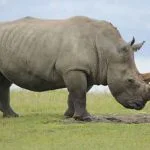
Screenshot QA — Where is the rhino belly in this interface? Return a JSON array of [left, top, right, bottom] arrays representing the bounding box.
[[1, 69, 65, 92]]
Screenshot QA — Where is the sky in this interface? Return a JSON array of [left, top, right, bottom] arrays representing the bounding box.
[[0, 0, 150, 91]]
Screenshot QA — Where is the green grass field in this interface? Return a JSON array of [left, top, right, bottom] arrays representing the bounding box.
[[0, 90, 150, 150]]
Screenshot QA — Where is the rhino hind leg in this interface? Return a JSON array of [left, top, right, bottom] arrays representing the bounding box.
[[0, 73, 19, 118], [63, 71, 92, 121]]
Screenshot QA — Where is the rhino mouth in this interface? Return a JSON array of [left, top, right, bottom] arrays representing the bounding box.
[[123, 100, 145, 110]]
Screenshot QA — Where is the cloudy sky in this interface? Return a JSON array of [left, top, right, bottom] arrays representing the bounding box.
[[0, 0, 150, 91]]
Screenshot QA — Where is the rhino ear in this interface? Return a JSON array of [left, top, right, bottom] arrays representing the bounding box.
[[132, 41, 145, 52], [121, 37, 135, 51], [129, 37, 135, 46]]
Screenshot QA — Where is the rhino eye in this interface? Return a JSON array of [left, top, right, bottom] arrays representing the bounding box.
[[121, 46, 129, 53], [127, 78, 135, 83]]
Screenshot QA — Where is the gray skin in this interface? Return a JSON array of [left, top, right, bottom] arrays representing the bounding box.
[[0, 16, 149, 121]]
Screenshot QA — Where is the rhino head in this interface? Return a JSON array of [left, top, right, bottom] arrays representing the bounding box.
[[107, 37, 150, 110]]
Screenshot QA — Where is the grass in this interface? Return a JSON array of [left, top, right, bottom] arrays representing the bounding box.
[[0, 89, 150, 150]]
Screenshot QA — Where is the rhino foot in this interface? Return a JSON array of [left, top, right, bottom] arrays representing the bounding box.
[[73, 115, 93, 122], [3, 109, 19, 118], [73, 111, 92, 122], [64, 109, 74, 118]]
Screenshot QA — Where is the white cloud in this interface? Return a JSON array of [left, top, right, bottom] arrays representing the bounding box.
[[0, 0, 7, 5], [135, 57, 150, 73], [145, 23, 150, 30]]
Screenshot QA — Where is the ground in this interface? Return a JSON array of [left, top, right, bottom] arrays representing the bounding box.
[[0, 90, 150, 150]]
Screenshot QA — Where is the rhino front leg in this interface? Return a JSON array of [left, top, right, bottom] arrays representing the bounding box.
[[64, 86, 92, 118], [0, 74, 19, 117], [63, 71, 91, 121], [64, 93, 75, 118]]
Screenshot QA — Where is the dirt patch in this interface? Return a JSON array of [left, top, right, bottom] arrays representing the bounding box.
[[63, 114, 150, 124], [93, 114, 150, 124]]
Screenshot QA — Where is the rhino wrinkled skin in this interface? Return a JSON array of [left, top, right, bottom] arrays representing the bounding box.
[[0, 16, 149, 121]]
